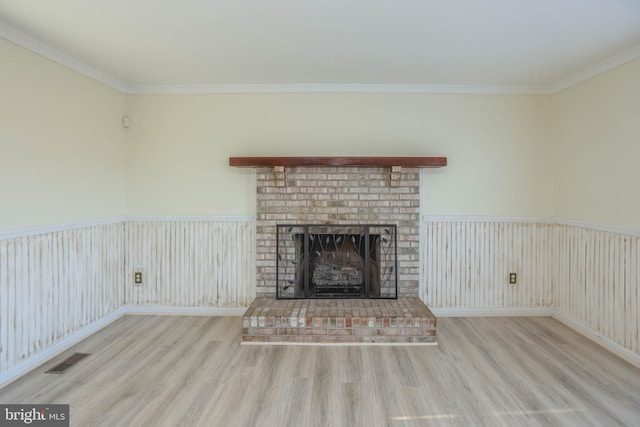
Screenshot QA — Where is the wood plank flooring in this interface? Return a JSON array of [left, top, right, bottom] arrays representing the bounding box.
[[1, 316, 639, 426]]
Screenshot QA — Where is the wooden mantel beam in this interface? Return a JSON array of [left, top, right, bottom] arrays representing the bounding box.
[[228, 156, 447, 168]]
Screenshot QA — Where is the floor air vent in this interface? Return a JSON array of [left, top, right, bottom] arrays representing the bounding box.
[[45, 352, 90, 374]]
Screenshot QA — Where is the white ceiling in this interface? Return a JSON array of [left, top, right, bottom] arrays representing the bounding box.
[[1, 0, 640, 94]]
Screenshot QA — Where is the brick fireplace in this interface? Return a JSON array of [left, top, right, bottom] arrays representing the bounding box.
[[275, 223, 398, 299], [256, 166, 420, 297], [230, 156, 446, 343]]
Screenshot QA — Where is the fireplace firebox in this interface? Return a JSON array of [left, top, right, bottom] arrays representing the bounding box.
[[276, 224, 398, 299]]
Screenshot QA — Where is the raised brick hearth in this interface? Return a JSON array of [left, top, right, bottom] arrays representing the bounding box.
[[242, 297, 436, 344]]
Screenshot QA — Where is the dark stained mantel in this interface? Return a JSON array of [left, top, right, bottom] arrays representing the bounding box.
[[229, 156, 447, 168]]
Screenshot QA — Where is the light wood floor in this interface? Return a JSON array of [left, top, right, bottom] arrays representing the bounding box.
[[1, 316, 639, 427]]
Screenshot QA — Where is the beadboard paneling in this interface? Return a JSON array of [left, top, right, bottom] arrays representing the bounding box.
[[554, 224, 639, 356], [423, 218, 640, 361], [0, 223, 124, 377], [124, 220, 255, 307], [424, 220, 555, 309], [2, 216, 638, 382]]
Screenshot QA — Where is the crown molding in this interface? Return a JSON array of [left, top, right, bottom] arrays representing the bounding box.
[[2, 21, 639, 96], [549, 42, 640, 94], [125, 83, 551, 95], [0, 22, 127, 93]]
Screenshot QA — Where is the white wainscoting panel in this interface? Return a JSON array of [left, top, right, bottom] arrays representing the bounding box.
[[423, 219, 555, 311], [554, 223, 639, 357], [124, 220, 255, 308], [0, 222, 124, 378], [2, 216, 638, 381]]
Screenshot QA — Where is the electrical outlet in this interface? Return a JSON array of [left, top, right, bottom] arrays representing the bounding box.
[[509, 273, 517, 284], [134, 272, 142, 284]]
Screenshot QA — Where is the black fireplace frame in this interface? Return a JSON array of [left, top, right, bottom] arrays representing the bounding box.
[[276, 224, 398, 299]]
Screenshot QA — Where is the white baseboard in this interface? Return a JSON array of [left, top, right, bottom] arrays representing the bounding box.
[[122, 305, 247, 316], [429, 307, 640, 368], [0, 305, 248, 388], [552, 311, 640, 368], [2, 305, 638, 390], [0, 307, 126, 388], [430, 307, 553, 317], [241, 341, 438, 347]]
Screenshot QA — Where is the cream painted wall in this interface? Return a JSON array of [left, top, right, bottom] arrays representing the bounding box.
[[0, 39, 127, 232], [551, 58, 640, 228], [125, 93, 553, 217]]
